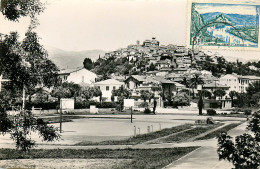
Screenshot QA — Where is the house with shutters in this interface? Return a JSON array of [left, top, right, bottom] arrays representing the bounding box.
[[94, 79, 124, 101]]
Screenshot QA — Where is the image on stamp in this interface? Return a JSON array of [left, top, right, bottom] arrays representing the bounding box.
[[190, 2, 260, 48]]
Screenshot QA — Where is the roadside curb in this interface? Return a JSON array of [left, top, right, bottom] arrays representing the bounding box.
[[162, 146, 202, 169]]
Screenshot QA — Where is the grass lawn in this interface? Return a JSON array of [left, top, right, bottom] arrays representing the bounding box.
[[0, 147, 198, 169], [39, 115, 88, 123], [195, 122, 242, 141], [76, 124, 193, 146], [154, 123, 223, 143]]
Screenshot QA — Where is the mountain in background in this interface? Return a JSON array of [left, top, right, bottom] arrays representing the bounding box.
[[209, 13, 233, 26], [46, 46, 106, 69], [202, 12, 257, 26]]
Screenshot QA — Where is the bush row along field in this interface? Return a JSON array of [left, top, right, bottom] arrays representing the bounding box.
[[151, 123, 223, 144], [0, 147, 198, 169], [76, 124, 193, 146], [195, 122, 242, 140]]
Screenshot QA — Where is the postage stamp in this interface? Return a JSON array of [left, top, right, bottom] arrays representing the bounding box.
[[186, 0, 260, 50]]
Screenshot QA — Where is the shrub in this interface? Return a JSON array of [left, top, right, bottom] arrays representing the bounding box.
[[207, 109, 216, 116], [206, 117, 215, 124], [163, 101, 173, 107], [143, 108, 152, 114], [25, 102, 59, 110], [244, 109, 252, 115], [139, 102, 149, 108], [96, 102, 117, 108], [209, 101, 220, 108]]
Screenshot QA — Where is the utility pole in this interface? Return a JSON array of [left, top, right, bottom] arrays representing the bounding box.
[[22, 84, 25, 111], [130, 106, 133, 123], [60, 99, 63, 133]]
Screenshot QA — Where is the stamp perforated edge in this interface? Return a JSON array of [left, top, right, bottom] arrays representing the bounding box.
[[186, 0, 260, 51]]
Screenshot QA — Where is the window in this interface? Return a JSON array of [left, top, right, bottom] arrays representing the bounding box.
[[113, 86, 116, 90], [106, 86, 109, 91], [64, 76, 67, 80]]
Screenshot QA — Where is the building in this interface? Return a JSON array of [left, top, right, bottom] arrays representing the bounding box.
[[94, 79, 124, 101], [142, 37, 160, 48], [202, 82, 230, 93], [59, 68, 97, 85], [155, 60, 172, 70], [219, 74, 249, 93], [243, 75, 260, 84], [125, 75, 147, 90]]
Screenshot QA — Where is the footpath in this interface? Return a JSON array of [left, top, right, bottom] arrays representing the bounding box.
[[163, 121, 248, 169]]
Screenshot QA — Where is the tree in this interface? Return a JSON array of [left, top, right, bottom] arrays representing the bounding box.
[[190, 74, 204, 89], [1, 0, 45, 24], [247, 81, 260, 96], [181, 77, 189, 88], [112, 86, 131, 111], [189, 74, 204, 98], [140, 90, 154, 103], [81, 86, 101, 101], [201, 89, 212, 99], [236, 93, 249, 108], [217, 111, 260, 169], [229, 91, 238, 107], [83, 58, 93, 70], [51, 82, 80, 103], [148, 63, 156, 71], [0, 0, 60, 151], [213, 89, 226, 99]]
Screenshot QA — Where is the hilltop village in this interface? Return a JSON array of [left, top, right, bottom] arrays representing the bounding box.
[[58, 37, 260, 110]]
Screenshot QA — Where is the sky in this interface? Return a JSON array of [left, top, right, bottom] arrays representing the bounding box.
[[0, 0, 187, 51], [0, 0, 260, 61]]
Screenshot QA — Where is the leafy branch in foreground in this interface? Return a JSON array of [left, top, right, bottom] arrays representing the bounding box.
[[217, 111, 260, 169], [0, 110, 60, 151]]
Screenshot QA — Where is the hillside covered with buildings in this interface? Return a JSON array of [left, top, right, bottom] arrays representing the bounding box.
[[57, 37, 260, 110]]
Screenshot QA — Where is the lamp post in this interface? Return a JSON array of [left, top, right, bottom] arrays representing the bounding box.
[[197, 84, 203, 115]]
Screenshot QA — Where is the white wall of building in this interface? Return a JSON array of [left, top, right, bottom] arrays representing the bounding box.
[[94, 79, 124, 101], [219, 74, 249, 93], [67, 69, 97, 84]]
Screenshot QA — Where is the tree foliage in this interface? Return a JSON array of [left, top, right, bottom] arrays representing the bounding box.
[[83, 58, 93, 70], [189, 74, 204, 89], [0, 0, 60, 151], [51, 82, 81, 101], [140, 90, 154, 102], [217, 111, 260, 169], [213, 89, 226, 99], [112, 86, 131, 111], [229, 90, 238, 107], [81, 86, 101, 101], [0, 93, 60, 151]]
